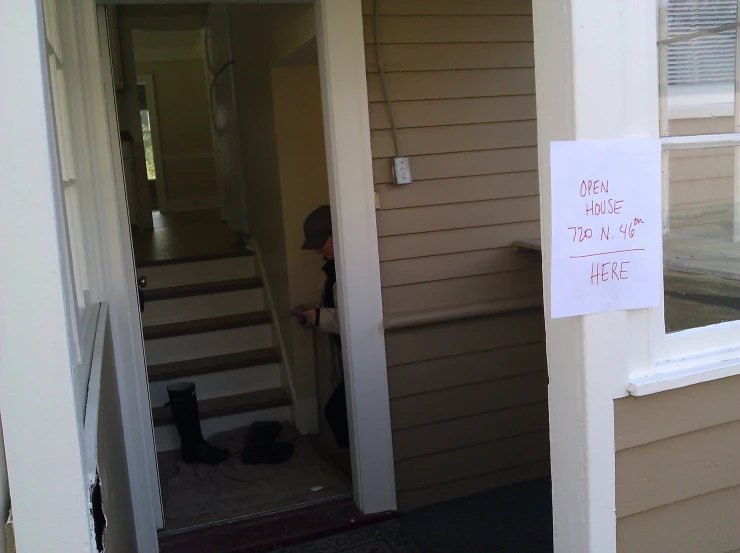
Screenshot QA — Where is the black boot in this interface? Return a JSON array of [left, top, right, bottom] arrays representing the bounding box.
[[167, 383, 230, 465], [241, 421, 294, 465]]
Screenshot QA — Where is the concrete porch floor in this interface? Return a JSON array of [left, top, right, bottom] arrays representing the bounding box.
[[664, 222, 740, 282]]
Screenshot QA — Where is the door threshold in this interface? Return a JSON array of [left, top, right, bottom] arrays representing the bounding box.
[[158, 491, 352, 537], [158, 495, 396, 553]]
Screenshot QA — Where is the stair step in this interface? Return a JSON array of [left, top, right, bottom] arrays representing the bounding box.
[[141, 287, 263, 327], [137, 256, 255, 289], [143, 312, 271, 341], [142, 277, 261, 302], [148, 348, 281, 382], [152, 388, 291, 427], [136, 249, 253, 269]]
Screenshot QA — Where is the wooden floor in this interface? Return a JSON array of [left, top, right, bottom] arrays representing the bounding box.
[[133, 209, 246, 267]]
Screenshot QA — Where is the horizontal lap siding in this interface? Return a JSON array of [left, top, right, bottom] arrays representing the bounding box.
[[668, 118, 735, 228], [614, 376, 740, 553], [365, 0, 545, 510]]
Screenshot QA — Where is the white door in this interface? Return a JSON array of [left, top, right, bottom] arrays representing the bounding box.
[[206, 5, 250, 235]]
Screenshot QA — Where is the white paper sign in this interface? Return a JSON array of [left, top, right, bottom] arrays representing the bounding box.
[[550, 140, 662, 319]]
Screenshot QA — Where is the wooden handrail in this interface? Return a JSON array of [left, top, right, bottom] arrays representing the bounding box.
[[383, 295, 543, 331]]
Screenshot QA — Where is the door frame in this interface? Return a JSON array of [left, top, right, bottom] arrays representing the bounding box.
[[314, 0, 396, 514], [100, 0, 397, 536], [97, 5, 165, 544]]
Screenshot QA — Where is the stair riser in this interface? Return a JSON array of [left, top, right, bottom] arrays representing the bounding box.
[[137, 256, 255, 288], [148, 363, 282, 408], [155, 405, 292, 452], [145, 325, 272, 365], [141, 288, 264, 327]]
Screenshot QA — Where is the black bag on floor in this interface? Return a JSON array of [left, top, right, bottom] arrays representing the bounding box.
[[324, 379, 349, 449]]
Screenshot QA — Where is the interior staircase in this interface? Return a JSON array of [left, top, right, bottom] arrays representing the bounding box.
[[136, 249, 292, 453]]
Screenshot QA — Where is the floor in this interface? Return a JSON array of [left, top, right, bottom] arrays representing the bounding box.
[[158, 425, 352, 533], [400, 479, 553, 553], [261, 478, 553, 553], [133, 209, 245, 266]]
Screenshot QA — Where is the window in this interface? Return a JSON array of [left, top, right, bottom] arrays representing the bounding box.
[[42, 0, 102, 414], [138, 83, 157, 180], [661, 0, 738, 122], [659, 0, 740, 336]]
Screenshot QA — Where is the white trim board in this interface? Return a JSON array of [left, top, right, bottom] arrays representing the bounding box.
[[97, 6, 164, 548], [629, 357, 740, 396], [533, 0, 659, 552], [315, 0, 396, 514]]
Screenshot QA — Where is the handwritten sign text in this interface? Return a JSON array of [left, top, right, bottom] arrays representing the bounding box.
[[550, 140, 662, 318]]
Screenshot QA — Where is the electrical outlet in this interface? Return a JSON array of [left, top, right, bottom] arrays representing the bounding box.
[[392, 156, 412, 185]]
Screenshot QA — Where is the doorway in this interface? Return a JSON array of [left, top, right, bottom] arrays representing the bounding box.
[[100, 0, 394, 538]]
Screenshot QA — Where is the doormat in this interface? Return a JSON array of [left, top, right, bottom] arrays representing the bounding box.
[[269, 520, 420, 553]]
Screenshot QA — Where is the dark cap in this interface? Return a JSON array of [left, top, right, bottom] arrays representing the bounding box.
[[302, 205, 332, 250]]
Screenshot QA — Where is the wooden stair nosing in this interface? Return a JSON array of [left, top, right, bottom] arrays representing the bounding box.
[[143, 311, 271, 341], [152, 387, 291, 427], [147, 348, 281, 382], [136, 249, 253, 269], [142, 277, 262, 302]]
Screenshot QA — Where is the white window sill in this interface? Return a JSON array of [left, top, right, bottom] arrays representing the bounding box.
[[667, 83, 734, 119], [628, 349, 740, 396]]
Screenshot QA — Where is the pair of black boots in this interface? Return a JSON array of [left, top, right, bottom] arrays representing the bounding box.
[[166, 383, 294, 466]]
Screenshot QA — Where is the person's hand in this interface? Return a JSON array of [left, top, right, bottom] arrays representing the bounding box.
[[292, 306, 317, 326], [300, 308, 317, 326]]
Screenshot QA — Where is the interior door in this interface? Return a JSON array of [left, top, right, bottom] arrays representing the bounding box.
[[206, 5, 250, 235]]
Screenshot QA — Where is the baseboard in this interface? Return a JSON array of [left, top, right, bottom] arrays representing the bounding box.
[[293, 397, 319, 435], [250, 241, 299, 423]]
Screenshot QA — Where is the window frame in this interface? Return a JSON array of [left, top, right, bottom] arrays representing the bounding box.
[[42, 0, 105, 417], [630, 0, 740, 395]]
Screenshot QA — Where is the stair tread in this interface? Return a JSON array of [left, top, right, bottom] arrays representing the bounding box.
[[152, 388, 291, 427], [136, 249, 253, 269], [142, 277, 262, 302], [148, 348, 281, 382], [143, 311, 271, 341]]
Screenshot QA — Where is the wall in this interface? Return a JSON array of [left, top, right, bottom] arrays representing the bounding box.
[[229, 5, 328, 434], [615, 376, 740, 553], [97, 322, 138, 553], [668, 116, 735, 231], [135, 59, 218, 207], [272, 63, 330, 438], [365, 0, 548, 510]]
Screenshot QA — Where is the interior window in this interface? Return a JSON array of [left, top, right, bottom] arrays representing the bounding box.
[[138, 83, 157, 180]]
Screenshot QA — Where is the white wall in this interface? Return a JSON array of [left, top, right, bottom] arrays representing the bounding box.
[[272, 63, 331, 434], [230, 5, 329, 433]]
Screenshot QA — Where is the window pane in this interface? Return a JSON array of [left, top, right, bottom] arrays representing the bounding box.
[[658, 0, 738, 136], [140, 109, 156, 180], [664, 146, 740, 332]]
